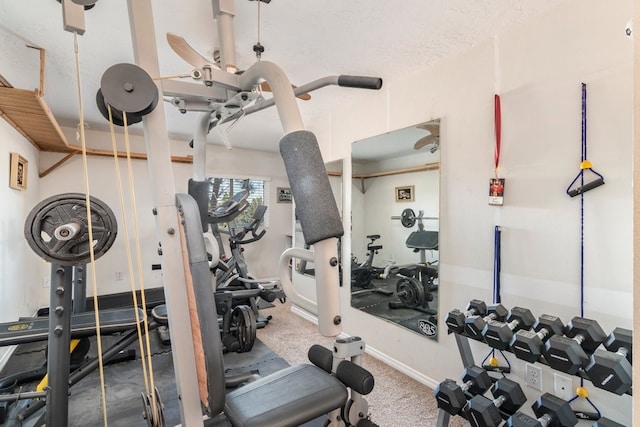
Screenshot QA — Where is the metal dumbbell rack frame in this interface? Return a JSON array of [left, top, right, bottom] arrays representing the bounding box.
[[437, 306, 632, 427]]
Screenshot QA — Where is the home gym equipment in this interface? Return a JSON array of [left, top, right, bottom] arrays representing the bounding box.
[[510, 314, 565, 363], [350, 234, 392, 296], [565, 84, 605, 197], [58, 0, 384, 423], [584, 327, 632, 395], [387, 208, 438, 313], [543, 317, 606, 375], [97, 62, 159, 127], [506, 393, 578, 427], [482, 307, 535, 351], [464, 304, 508, 339], [13, 193, 156, 426], [445, 300, 487, 334], [24, 193, 117, 266], [433, 366, 492, 416], [466, 378, 527, 427]]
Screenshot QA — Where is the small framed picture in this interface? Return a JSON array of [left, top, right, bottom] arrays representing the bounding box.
[[277, 187, 292, 203], [9, 153, 28, 191], [395, 185, 414, 202]]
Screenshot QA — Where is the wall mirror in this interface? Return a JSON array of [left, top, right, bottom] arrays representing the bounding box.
[[350, 120, 440, 339]]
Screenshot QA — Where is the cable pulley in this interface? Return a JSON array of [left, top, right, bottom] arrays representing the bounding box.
[[97, 63, 158, 126]]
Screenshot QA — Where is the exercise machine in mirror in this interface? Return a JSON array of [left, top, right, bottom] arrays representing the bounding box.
[[350, 120, 440, 339]]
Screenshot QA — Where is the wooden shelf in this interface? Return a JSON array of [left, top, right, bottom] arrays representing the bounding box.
[[0, 86, 193, 177]]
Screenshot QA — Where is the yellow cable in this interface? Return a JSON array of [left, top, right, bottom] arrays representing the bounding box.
[[73, 31, 108, 427], [106, 106, 151, 397], [122, 111, 159, 420]]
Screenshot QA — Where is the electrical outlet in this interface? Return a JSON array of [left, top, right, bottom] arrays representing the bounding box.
[[554, 373, 573, 401], [525, 363, 542, 391]]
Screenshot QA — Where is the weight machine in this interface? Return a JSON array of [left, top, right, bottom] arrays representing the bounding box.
[[52, 0, 384, 425]]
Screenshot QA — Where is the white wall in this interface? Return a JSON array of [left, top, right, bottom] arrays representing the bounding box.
[[321, 0, 633, 423], [0, 119, 43, 368], [38, 127, 292, 296]]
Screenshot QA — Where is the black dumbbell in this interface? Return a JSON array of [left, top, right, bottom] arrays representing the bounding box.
[[465, 304, 508, 339], [584, 327, 632, 395], [466, 378, 527, 427], [482, 307, 536, 350], [593, 417, 625, 427], [510, 315, 565, 363], [433, 366, 492, 416], [543, 317, 606, 375], [506, 393, 578, 427], [445, 300, 487, 334]]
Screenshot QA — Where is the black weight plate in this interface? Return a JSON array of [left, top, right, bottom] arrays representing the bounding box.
[[24, 193, 117, 266], [396, 277, 424, 308], [101, 63, 158, 117], [400, 208, 416, 228], [232, 305, 256, 353]]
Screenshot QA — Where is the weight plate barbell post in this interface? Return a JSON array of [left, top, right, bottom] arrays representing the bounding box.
[[24, 193, 117, 266]]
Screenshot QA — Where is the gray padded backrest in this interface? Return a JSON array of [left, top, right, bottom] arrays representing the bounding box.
[[279, 130, 344, 245]]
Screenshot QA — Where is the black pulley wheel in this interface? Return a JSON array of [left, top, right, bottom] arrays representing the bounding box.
[[96, 88, 141, 127], [396, 277, 424, 308], [101, 63, 158, 119], [141, 387, 165, 427], [400, 208, 416, 228], [24, 193, 117, 266], [232, 305, 257, 353]]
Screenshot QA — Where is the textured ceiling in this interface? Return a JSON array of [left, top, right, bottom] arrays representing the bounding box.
[[0, 0, 564, 153]]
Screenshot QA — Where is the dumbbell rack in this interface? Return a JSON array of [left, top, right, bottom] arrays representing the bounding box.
[[436, 308, 632, 427]]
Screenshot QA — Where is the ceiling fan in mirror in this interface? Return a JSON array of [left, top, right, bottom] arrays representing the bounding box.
[[414, 122, 440, 153]]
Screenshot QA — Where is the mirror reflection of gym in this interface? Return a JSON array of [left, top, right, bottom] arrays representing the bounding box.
[[350, 120, 440, 339]]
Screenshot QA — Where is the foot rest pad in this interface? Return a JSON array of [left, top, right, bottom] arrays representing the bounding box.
[[224, 364, 347, 427]]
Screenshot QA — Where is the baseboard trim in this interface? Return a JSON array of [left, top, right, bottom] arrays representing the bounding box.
[[289, 304, 439, 389]]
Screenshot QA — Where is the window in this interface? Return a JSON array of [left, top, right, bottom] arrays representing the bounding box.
[[208, 176, 270, 229]]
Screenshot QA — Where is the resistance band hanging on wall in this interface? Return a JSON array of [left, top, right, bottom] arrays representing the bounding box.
[[481, 225, 511, 374], [565, 82, 604, 421], [566, 83, 605, 197], [489, 94, 505, 206]]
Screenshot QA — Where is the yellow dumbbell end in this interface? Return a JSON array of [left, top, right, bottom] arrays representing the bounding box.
[[576, 386, 589, 398], [580, 160, 593, 170]]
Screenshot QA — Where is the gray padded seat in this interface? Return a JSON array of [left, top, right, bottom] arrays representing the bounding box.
[[224, 364, 348, 427]]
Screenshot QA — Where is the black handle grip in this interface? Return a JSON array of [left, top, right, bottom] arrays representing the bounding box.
[[567, 177, 605, 197], [337, 75, 383, 90]]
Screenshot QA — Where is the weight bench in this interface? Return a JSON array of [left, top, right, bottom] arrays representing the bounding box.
[[0, 307, 144, 346], [224, 344, 374, 427], [406, 229, 438, 252]]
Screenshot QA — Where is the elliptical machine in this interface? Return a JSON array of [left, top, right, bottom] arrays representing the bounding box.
[[207, 188, 279, 353], [350, 235, 393, 296], [388, 208, 438, 314]]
